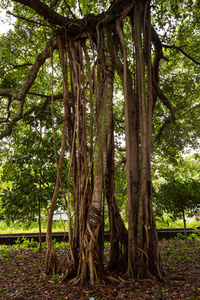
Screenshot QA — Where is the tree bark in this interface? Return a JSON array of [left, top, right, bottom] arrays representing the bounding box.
[[105, 105, 128, 273], [182, 203, 187, 242], [114, 22, 140, 277], [71, 26, 115, 285], [132, 0, 164, 280]]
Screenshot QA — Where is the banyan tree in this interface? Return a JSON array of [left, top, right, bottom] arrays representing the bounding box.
[[1, 0, 185, 284]]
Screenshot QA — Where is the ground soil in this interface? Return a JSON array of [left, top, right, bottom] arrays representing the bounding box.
[[0, 240, 200, 299]]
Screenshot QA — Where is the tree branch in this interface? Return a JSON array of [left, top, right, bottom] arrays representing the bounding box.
[[182, 103, 200, 116], [152, 78, 174, 117], [0, 97, 12, 123], [0, 37, 57, 139], [49, 0, 60, 8], [13, 0, 69, 26], [63, 0, 76, 19], [22, 93, 63, 123], [77, 0, 83, 16], [7, 10, 52, 27], [2, 63, 33, 74], [0, 88, 19, 98], [12, 0, 134, 38], [162, 44, 200, 65], [18, 36, 57, 100], [156, 116, 172, 141], [155, 103, 200, 141], [151, 25, 169, 111]]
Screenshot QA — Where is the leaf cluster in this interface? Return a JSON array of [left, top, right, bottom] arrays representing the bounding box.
[[154, 177, 200, 220]]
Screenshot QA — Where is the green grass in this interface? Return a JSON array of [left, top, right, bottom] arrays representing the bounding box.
[[0, 219, 68, 234], [156, 215, 200, 229], [0, 214, 199, 234]]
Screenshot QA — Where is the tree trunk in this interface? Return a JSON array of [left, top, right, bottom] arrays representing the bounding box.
[[182, 204, 187, 242], [131, 0, 164, 280], [115, 0, 164, 280], [114, 22, 140, 277], [105, 112, 128, 273], [70, 26, 115, 285], [38, 197, 42, 252]]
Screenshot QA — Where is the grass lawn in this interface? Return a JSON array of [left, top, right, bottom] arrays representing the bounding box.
[[0, 216, 199, 234]]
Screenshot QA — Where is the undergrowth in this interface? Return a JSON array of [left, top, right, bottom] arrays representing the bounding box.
[[0, 237, 70, 252]]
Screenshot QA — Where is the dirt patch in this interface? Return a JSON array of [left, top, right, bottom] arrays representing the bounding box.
[[0, 240, 200, 299]]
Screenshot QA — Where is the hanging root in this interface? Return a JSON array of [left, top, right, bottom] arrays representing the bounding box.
[[45, 246, 61, 275], [61, 218, 102, 285]]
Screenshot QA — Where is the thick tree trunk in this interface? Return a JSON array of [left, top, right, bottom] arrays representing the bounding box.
[[70, 26, 115, 285], [132, 0, 164, 280], [114, 23, 140, 277], [61, 39, 93, 281], [114, 0, 164, 280]]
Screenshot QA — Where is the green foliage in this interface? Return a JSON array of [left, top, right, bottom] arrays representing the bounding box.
[[187, 232, 199, 242], [0, 107, 69, 223], [15, 236, 39, 249], [154, 178, 200, 220], [156, 214, 200, 229], [151, 0, 200, 160], [0, 219, 68, 234], [50, 273, 60, 283], [175, 233, 185, 241], [153, 154, 200, 228], [0, 238, 70, 253], [53, 240, 69, 250]]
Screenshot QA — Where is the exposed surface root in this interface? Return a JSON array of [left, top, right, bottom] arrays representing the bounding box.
[[103, 275, 120, 284], [61, 259, 78, 282]]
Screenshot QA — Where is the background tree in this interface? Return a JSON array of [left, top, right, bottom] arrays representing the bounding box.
[[0, 109, 68, 248], [153, 154, 200, 239], [154, 178, 200, 240]]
